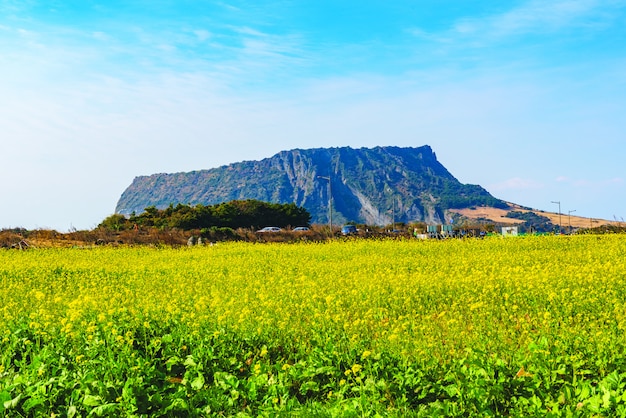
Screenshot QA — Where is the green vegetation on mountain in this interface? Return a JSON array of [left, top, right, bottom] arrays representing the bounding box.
[[116, 145, 507, 225], [505, 211, 555, 233]]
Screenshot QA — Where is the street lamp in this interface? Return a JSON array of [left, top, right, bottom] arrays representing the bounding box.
[[317, 176, 332, 235], [551, 201, 562, 234], [568, 210, 576, 234]]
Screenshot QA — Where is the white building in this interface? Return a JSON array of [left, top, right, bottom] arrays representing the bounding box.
[[501, 226, 518, 236]]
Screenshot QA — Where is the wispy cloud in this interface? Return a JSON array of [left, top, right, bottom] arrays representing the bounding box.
[[193, 29, 211, 42], [462, 0, 622, 37], [556, 176, 624, 188], [0, 0, 35, 14], [410, 0, 626, 48], [476, 1, 599, 34], [488, 177, 545, 192]]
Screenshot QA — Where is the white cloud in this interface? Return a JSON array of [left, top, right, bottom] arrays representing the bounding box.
[[489, 0, 600, 33], [405, 26, 451, 46], [560, 177, 625, 188], [92, 31, 110, 41], [449, 0, 625, 43], [194, 29, 211, 42], [488, 177, 545, 192], [234, 26, 267, 37]]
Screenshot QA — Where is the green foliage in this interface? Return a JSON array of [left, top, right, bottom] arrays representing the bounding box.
[[505, 211, 555, 233], [200, 227, 236, 241], [98, 200, 311, 231], [98, 214, 128, 231], [438, 182, 508, 210], [505, 211, 551, 223]]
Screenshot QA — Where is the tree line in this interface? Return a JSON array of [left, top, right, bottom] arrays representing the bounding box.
[[99, 200, 311, 231]]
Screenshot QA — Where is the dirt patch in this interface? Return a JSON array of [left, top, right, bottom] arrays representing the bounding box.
[[450, 203, 618, 229], [450, 207, 522, 225]]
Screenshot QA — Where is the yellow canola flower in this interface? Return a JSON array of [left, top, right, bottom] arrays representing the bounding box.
[[470, 301, 484, 311], [0, 235, 624, 375]]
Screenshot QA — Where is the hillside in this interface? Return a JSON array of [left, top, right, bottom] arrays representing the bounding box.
[[451, 203, 618, 231], [116, 145, 507, 225]]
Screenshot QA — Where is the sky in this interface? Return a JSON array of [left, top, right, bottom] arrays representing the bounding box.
[[1, 0, 625, 231]]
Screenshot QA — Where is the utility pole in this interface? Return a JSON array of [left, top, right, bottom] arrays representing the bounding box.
[[385, 189, 397, 232], [317, 176, 332, 235], [392, 198, 395, 231], [568, 210, 576, 234], [551, 201, 562, 234]]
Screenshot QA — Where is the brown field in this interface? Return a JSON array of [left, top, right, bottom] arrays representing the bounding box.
[[450, 203, 620, 229]]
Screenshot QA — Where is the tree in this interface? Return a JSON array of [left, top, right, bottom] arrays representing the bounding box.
[[98, 214, 129, 231], [108, 200, 312, 231]]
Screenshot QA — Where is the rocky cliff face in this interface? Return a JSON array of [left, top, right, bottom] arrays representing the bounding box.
[[115, 145, 506, 225]]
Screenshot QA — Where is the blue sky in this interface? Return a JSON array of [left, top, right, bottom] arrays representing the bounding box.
[[1, 0, 625, 230]]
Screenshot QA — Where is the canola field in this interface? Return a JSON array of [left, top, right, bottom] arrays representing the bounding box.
[[1, 235, 626, 416]]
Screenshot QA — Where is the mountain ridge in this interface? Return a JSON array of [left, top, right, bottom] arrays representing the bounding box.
[[116, 145, 507, 225]]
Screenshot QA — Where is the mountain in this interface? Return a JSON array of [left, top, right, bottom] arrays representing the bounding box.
[[115, 145, 508, 225]]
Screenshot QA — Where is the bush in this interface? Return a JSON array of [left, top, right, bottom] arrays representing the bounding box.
[[200, 227, 237, 241]]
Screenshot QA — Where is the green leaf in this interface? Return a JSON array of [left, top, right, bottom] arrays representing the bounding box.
[[191, 374, 205, 390], [588, 396, 602, 413], [0, 391, 11, 413], [444, 384, 460, 398], [299, 381, 320, 394], [184, 356, 197, 368], [165, 356, 182, 373], [83, 394, 102, 407], [3, 393, 22, 410], [578, 384, 591, 400], [88, 403, 119, 417], [67, 405, 77, 418], [22, 396, 45, 412], [602, 387, 611, 409], [164, 398, 188, 412], [314, 366, 336, 375]]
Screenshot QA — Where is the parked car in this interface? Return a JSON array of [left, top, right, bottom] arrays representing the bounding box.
[[293, 227, 310, 232], [341, 225, 358, 235], [256, 227, 282, 233]]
